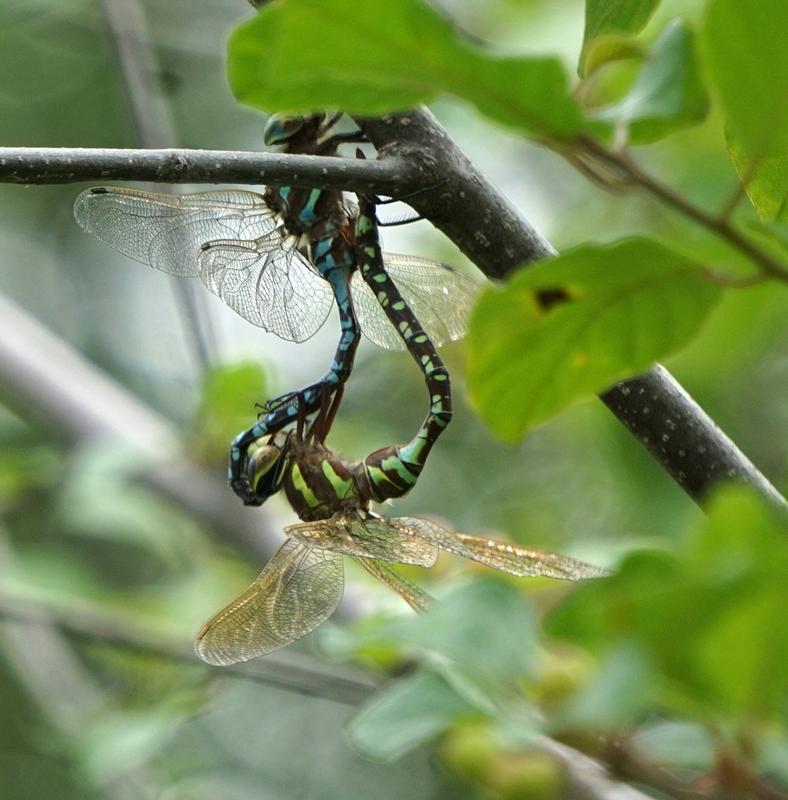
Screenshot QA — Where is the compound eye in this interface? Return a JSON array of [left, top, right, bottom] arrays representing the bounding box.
[[263, 114, 305, 146], [246, 442, 283, 491]]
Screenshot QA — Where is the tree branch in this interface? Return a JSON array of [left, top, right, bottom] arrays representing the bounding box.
[[0, 146, 413, 192], [534, 736, 661, 800], [356, 110, 787, 511], [1, 111, 784, 510]]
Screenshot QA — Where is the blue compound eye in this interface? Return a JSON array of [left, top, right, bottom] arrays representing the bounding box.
[[263, 115, 305, 146]]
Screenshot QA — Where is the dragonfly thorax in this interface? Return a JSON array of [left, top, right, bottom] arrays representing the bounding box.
[[282, 436, 369, 522]]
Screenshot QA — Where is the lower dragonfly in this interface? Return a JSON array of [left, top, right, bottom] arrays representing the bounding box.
[[195, 392, 609, 666], [73, 113, 478, 505]]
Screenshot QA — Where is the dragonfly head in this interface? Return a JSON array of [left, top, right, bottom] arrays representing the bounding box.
[[263, 113, 328, 148], [246, 431, 291, 503], [263, 114, 305, 146]]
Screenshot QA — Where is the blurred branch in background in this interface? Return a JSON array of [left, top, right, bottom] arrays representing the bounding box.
[[0, 586, 379, 706], [0, 291, 370, 619], [0, 291, 277, 564], [101, 0, 217, 371], [533, 737, 659, 800]]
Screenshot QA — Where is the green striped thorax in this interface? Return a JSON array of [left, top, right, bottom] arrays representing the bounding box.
[[246, 429, 366, 521]]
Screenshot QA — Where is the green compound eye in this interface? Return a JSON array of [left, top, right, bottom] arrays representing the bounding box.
[[263, 114, 305, 146], [246, 441, 284, 492]]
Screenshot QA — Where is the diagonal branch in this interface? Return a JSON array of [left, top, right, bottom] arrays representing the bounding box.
[[0, 112, 784, 510], [356, 110, 787, 511]]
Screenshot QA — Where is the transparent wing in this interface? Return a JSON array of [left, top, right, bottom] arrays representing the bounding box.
[[198, 234, 334, 342], [284, 513, 439, 567], [385, 516, 610, 581], [74, 187, 277, 277], [351, 253, 482, 351], [194, 539, 344, 665], [355, 557, 433, 613]]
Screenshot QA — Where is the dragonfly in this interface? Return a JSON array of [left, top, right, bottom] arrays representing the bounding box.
[[194, 395, 609, 666], [73, 113, 478, 505]]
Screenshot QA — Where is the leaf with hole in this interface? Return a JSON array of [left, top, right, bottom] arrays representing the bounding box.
[[466, 238, 723, 441]]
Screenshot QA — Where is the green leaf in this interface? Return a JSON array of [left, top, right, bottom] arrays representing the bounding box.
[[592, 20, 709, 144], [229, 0, 585, 140], [466, 238, 723, 442], [189, 361, 268, 459], [556, 644, 657, 730], [347, 669, 476, 761], [745, 218, 788, 259], [547, 487, 788, 723], [581, 0, 662, 75], [324, 578, 539, 688], [702, 0, 788, 220]]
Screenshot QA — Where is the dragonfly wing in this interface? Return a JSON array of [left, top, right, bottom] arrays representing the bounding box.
[[355, 557, 434, 613], [194, 539, 344, 665], [284, 513, 439, 567], [351, 254, 482, 351], [198, 236, 334, 342], [74, 187, 277, 277], [387, 516, 610, 581]]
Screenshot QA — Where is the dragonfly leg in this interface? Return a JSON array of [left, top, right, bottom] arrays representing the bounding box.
[[228, 268, 360, 506], [228, 380, 335, 505], [353, 195, 453, 502]]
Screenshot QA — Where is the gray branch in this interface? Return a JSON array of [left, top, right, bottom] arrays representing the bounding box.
[[1, 110, 784, 510], [0, 146, 412, 192], [100, 0, 218, 371]]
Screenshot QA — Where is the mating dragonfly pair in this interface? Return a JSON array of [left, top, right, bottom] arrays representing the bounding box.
[[75, 113, 607, 664]]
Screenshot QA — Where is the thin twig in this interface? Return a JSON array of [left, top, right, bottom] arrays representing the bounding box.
[[605, 736, 788, 800], [576, 136, 788, 283]]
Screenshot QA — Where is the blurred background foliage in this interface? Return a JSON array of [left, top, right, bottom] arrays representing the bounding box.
[[0, 0, 785, 798]]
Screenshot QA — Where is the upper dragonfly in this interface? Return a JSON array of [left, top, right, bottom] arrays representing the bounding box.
[[73, 113, 478, 504]]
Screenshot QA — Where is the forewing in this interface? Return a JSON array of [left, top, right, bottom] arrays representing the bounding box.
[[198, 235, 334, 341], [284, 513, 439, 567], [355, 557, 434, 613], [351, 253, 481, 351], [387, 516, 610, 581], [74, 187, 277, 276], [194, 540, 344, 665]]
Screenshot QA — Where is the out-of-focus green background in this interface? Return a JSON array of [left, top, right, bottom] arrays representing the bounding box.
[[0, 1, 785, 798]]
